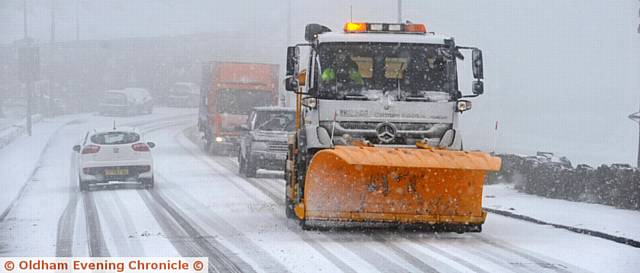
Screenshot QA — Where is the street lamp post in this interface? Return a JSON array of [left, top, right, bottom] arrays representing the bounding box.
[[397, 0, 402, 23], [630, 110, 640, 168]]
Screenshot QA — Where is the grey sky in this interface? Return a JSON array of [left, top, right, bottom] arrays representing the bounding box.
[[1, 0, 638, 166]]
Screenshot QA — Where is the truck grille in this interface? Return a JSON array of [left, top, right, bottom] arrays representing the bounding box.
[[267, 143, 288, 152], [339, 121, 435, 131]]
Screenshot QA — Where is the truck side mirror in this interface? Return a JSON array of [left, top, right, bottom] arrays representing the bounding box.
[[472, 80, 484, 95], [285, 46, 300, 92], [305, 24, 332, 42], [472, 49, 484, 79]]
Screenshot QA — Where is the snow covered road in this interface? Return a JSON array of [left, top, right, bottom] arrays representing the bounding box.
[[1, 110, 639, 273]]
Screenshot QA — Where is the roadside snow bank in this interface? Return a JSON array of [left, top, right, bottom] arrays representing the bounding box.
[[484, 183, 640, 242], [0, 115, 43, 149], [0, 115, 81, 220]]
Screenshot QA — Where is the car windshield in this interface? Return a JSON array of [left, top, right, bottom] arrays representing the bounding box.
[[255, 111, 295, 131], [316, 42, 455, 100], [91, 131, 140, 145], [218, 89, 272, 115]]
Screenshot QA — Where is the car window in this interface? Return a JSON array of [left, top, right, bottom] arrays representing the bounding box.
[[90, 132, 140, 145]]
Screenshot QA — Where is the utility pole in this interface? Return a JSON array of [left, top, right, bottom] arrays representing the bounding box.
[[49, 0, 55, 117], [630, 109, 640, 168], [23, 0, 33, 136], [23, 0, 28, 38], [75, 0, 80, 41], [397, 0, 402, 23]]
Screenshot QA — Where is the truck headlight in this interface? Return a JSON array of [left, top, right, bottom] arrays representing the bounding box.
[[456, 100, 472, 112], [215, 137, 225, 143], [302, 97, 317, 109], [252, 142, 268, 151]]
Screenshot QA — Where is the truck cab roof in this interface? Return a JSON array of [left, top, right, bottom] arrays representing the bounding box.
[[317, 32, 451, 45]]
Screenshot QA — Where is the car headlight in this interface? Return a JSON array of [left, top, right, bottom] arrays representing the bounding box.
[[215, 136, 225, 143], [456, 100, 472, 112], [252, 142, 268, 151]]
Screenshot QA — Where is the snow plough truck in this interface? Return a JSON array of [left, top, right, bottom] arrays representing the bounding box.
[[284, 22, 501, 232]]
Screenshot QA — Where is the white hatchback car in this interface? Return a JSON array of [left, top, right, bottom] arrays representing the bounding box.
[[73, 127, 155, 191]]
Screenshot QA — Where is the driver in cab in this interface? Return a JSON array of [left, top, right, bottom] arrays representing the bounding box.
[[320, 53, 364, 96]]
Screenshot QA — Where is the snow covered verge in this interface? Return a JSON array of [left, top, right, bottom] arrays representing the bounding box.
[[484, 183, 640, 244], [0, 115, 43, 149], [0, 114, 83, 221]]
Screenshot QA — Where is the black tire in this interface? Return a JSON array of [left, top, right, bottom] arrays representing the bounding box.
[[285, 201, 296, 219], [238, 154, 246, 175], [244, 156, 257, 178], [203, 140, 212, 154], [79, 177, 89, 192], [143, 177, 154, 189]]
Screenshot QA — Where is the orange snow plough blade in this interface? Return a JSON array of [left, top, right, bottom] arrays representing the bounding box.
[[300, 146, 501, 228]]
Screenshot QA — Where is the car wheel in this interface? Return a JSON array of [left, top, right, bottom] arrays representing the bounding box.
[[79, 176, 89, 192], [143, 177, 154, 189]]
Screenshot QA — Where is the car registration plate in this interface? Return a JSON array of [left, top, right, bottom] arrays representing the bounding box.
[[105, 168, 129, 176]]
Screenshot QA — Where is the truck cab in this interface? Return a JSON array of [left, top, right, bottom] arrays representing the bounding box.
[[199, 62, 279, 154], [286, 22, 485, 151]]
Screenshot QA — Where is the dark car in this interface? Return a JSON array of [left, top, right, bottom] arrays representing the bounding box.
[[238, 107, 295, 177]]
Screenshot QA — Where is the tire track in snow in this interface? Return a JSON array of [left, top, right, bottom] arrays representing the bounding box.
[[471, 234, 589, 273], [407, 239, 490, 273], [142, 189, 254, 273], [153, 173, 291, 273], [371, 235, 441, 273], [83, 192, 110, 257], [55, 153, 81, 257], [136, 189, 203, 258], [94, 192, 137, 256], [110, 192, 146, 256], [176, 128, 358, 273], [445, 239, 532, 273]]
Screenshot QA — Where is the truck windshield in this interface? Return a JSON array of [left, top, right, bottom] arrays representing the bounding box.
[[316, 43, 455, 100], [218, 89, 272, 115]]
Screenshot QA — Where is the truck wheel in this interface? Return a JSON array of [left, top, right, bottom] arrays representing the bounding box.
[[203, 141, 212, 153], [238, 154, 246, 175], [285, 201, 296, 219], [245, 157, 257, 177]]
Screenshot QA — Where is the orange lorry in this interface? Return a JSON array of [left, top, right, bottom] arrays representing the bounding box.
[[198, 62, 279, 154]]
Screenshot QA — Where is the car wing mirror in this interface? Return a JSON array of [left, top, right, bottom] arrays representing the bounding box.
[[73, 145, 81, 153], [147, 142, 156, 149]]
